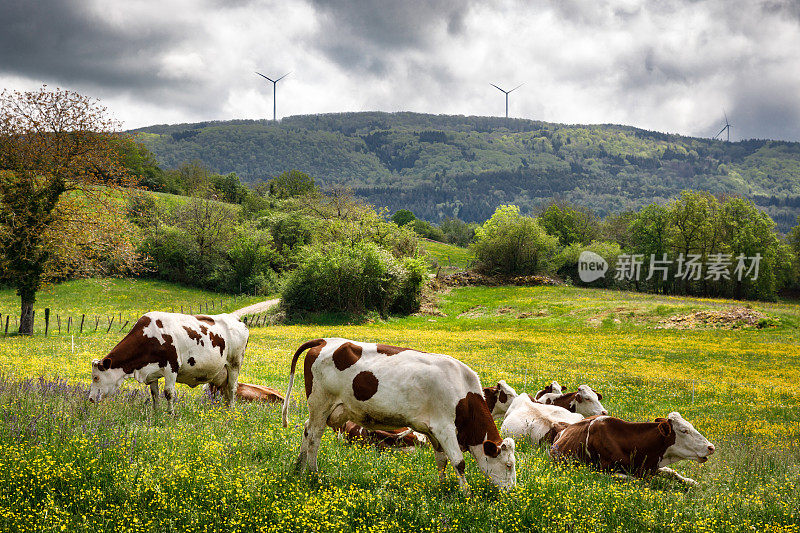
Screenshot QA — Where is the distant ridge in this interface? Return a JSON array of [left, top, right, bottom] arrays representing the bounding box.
[[133, 112, 800, 231]]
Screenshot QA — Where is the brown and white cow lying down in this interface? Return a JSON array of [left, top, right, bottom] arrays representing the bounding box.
[[483, 380, 518, 420], [533, 380, 562, 400], [501, 393, 583, 445], [89, 313, 249, 414], [283, 338, 517, 493], [208, 382, 285, 403], [550, 412, 715, 485], [336, 421, 427, 449], [534, 385, 608, 417]]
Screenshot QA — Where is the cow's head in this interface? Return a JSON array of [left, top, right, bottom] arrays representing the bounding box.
[[88, 358, 125, 403], [484, 380, 518, 420], [660, 412, 715, 466], [572, 385, 608, 416], [475, 437, 517, 490]]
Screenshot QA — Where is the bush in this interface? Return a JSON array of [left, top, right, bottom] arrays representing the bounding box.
[[281, 242, 426, 316], [553, 240, 622, 287], [471, 205, 558, 275]]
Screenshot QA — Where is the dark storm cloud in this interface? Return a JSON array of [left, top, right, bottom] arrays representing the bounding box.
[[0, 0, 187, 90], [309, 0, 476, 74]]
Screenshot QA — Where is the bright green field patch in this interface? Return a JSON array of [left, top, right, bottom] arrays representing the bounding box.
[[0, 284, 798, 532], [0, 279, 265, 335], [420, 239, 473, 269]]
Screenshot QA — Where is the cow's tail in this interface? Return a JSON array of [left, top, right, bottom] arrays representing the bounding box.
[[282, 338, 326, 428]]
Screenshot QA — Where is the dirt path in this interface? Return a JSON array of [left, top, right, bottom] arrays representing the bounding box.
[[231, 298, 280, 318]]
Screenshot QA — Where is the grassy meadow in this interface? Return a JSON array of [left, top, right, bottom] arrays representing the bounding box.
[[0, 282, 798, 532]]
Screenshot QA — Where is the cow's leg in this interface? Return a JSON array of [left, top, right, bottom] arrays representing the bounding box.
[[149, 381, 159, 409], [223, 364, 239, 409], [431, 428, 470, 495], [434, 448, 449, 482], [296, 395, 336, 472], [657, 467, 698, 486], [163, 372, 177, 415]]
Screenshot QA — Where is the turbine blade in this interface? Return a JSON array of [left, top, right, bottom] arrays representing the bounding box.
[[275, 71, 292, 82], [256, 72, 275, 82], [714, 126, 727, 138], [724, 110, 729, 125], [490, 83, 507, 93], [508, 83, 524, 93]]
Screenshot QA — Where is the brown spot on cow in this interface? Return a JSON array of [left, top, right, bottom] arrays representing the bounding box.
[[352, 371, 379, 401], [483, 385, 499, 412], [375, 344, 414, 356], [199, 325, 208, 335], [195, 315, 215, 326], [188, 357, 196, 366], [208, 331, 226, 357], [455, 391, 502, 451], [103, 316, 179, 375], [155, 319, 163, 328], [183, 326, 204, 346], [303, 340, 327, 398], [499, 390, 508, 404], [332, 342, 363, 370]]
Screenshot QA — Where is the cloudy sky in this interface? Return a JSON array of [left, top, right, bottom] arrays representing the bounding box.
[[2, 0, 800, 141]]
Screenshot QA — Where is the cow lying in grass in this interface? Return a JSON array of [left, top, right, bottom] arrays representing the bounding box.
[[501, 393, 583, 444], [283, 338, 517, 493], [208, 382, 284, 403], [483, 380, 518, 419], [89, 313, 249, 414], [533, 380, 562, 400], [550, 412, 715, 485], [336, 421, 427, 449], [534, 385, 608, 417]]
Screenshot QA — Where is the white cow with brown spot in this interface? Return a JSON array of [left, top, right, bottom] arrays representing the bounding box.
[[483, 380, 518, 420], [535, 385, 608, 417], [282, 338, 517, 494], [88, 313, 249, 413], [501, 393, 583, 444]]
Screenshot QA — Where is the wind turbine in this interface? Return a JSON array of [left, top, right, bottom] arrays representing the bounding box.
[[255, 71, 291, 121], [713, 111, 732, 142], [490, 83, 524, 118]]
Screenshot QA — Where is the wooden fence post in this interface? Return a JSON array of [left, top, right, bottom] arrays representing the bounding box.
[[107, 316, 114, 333], [57, 315, 61, 334], [80, 314, 85, 333], [4, 316, 8, 336], [95, 317, 100, 331], [44, 309, 50, 336], [119, 320, 129, 332], [67, 316, 71, 334]]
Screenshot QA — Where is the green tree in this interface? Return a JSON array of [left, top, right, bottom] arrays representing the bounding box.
[[391, 209, 415, 226], [538, 201, 599, 246], [629, 204, 672, 293], [471, 205, 558, 275], [269, 169, 316, 199]]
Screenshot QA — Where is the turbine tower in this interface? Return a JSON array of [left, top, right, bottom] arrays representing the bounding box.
[[713, 111, 732, 142], [490, 83, 524, 118], [256, 71, 291, 121]]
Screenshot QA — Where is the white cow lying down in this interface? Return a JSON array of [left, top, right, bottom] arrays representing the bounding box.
[[501, 393, 583, 444]]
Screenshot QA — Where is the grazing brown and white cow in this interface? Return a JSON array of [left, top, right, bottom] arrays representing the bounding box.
[[89, 313, 249, 414], [501, 393, 583, 444], [282, 338, 517, 493], [483, 380, 518, 420], [550, 412, 715, 485], [336, 421, 426, 449], [534, 385, 608, 417], [533, 380, 562, 400], [208, 382, 285, 403]]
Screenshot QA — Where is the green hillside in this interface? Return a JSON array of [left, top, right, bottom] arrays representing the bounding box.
[[133, 112, 800, 231]]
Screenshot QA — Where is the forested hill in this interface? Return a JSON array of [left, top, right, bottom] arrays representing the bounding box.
[[132, 112, 800, 231]]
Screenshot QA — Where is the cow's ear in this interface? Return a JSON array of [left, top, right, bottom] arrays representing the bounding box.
[[575, 394, 583, 403], [596, 391, 603, 400], [483, 440, 500, 457], [657, 419, 672, 437], [101, 358, 111, 370]]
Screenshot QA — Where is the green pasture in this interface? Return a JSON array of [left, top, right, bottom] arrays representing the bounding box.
[[0, 281, 798, 532], [420, 239, 473, 270]]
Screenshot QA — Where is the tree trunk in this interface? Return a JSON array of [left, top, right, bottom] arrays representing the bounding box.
[[19, 297, 34, 335]]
